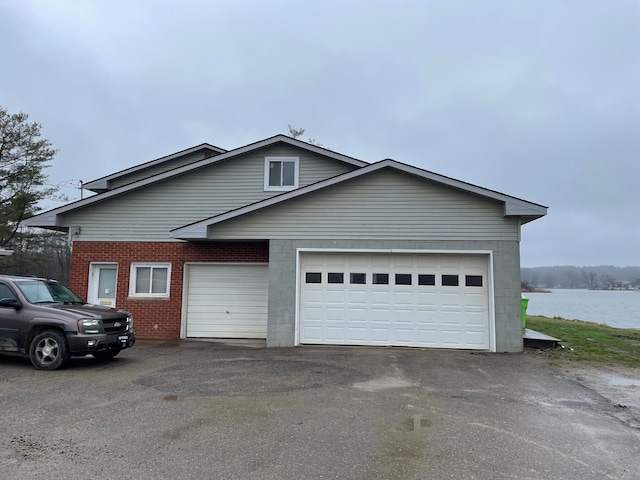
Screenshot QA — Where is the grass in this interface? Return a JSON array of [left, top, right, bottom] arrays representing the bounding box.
[[526, 315, 640, 367]]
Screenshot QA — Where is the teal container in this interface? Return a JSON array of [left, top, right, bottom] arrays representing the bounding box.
[[521, 296, 529, 331]]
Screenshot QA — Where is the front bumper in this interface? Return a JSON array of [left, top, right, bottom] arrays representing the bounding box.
[[67, 328, 136, 356]]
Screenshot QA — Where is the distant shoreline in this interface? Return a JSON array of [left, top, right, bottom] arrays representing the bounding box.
[[522, 287, 552, 293]]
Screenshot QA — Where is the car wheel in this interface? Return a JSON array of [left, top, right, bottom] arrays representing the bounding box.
[[92, 349, 121, 361], [30, 330, 70, 370]]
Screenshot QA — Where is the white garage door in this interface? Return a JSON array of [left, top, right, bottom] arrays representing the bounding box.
[[185, 264, 268, 338], [299, 252, 491, 349]]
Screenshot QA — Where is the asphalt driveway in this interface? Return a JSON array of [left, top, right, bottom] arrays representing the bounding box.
[[1, 341, 639, 479]]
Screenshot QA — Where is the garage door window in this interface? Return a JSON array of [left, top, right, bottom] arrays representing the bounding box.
[[395, 274, 412, 285], [373, 273, 389, 284], [328, 273, 344, 284], [442, 274, 459, 286], [465, 275, 483, 287], [130, 263, 171, 297], [418, 274, 436, 286], [350, 273, 366, 284], [306, 272, 322, 283]]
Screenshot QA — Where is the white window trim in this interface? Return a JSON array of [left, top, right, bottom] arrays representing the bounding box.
[[129, 262, 172, 297], [264, 156, 299, 191]]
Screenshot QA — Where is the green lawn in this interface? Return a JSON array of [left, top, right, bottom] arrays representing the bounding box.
[[526, 316, 640, 367]]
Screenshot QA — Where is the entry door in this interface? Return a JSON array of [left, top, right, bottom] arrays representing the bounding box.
[[88, 264, 118, 307]]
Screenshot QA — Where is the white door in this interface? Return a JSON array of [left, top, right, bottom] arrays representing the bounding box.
[[88, 263, 118, 307], [184, 264, 268, 338], [299, 252, 491, 350]]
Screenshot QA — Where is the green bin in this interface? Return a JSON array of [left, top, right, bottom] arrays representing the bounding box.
[[521, 296, 529, 331]]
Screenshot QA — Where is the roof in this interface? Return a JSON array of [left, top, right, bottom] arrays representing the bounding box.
[[83, 142, 227, 192], [169, 158, 548, 240], [23, 135, 369, 228]]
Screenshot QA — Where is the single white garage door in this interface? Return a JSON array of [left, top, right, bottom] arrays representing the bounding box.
[[299, 252, 490, 349], [185, 263, 268, 338]]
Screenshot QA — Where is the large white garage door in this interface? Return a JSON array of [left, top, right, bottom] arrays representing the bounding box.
[[185, 264, 268, 338], [299, 252, 491, 349]]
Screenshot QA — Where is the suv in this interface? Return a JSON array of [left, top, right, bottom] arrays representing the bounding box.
[[0, 275, 135, 370]]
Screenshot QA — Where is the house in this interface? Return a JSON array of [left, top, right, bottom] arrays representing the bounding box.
[[23, 135, 547, 352]]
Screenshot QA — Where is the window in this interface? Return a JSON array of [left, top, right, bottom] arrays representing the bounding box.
[[465, 275, 483, 287], [0, 283, 17, 302], [306, 272, 322, 283], [395, 274, 412, 285], [372, 273, 389, 285], [130, 263, 171, 297], [350, 273, 366, 284], [328, 273, 344, 284], [442, 274, 459, 286], [418, 274, 435, 286], [264, 157, 299, 191]]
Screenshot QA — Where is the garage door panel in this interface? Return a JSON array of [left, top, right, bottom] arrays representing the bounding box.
[[185, 264, 268, 338], [300, 252, 490, 350]]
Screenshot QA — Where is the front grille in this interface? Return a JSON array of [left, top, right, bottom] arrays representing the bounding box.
[[103, 318, 129, 334]]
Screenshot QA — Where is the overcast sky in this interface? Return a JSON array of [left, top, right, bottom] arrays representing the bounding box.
[[2, 0, 639, 267]]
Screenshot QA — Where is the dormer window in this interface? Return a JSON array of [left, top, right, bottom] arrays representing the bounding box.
[[264, 157, 299, 191]]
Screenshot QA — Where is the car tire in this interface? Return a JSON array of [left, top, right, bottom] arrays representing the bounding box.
[[92, 349, 121, 361], [29, 330, 70, 370]]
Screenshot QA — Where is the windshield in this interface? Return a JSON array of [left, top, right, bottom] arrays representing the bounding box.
[[14, 280, 85, 304]]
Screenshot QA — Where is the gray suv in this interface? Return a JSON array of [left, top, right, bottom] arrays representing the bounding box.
[[0, 275, 135, 370]]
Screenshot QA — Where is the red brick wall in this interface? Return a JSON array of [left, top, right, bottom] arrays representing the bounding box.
[[70, 241, 269, 340]]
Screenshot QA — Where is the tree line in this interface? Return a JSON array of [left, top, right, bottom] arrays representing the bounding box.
[[521, 265, 640, 290]]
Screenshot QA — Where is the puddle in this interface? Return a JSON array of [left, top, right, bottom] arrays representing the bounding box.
[[608, 377, 640, 387], [353, 376, 417, 392]]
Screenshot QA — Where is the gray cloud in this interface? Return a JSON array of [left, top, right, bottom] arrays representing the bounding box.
[[2, 0, 638, 266]]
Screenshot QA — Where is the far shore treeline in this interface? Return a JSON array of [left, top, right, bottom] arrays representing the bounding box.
[[521, 265, 640, 290]]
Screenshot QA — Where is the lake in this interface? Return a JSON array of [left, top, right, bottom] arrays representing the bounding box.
[[524, 289, 640, 330]]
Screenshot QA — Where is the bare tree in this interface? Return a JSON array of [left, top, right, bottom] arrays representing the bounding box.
[[581, 269, 598, 290], [565, 270, 579, 288], [287, 124, 305, 139], [0, 230, 71, 282]]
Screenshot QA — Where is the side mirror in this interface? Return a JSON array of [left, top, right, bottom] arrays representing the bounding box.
[[0, 298, 22, 309]]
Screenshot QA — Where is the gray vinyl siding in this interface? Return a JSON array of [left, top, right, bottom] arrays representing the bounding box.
[[107, 150, 211, 190], [208, 169, 519, 241], [62, 146, 357, 241]]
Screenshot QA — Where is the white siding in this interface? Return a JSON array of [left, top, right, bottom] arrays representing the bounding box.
[[208, 169, 519, 241], [62, 145, 356, 241]]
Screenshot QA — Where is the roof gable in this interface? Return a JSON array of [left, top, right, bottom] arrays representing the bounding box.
[[83, 143, 227, 193], [22, 135, 369, 229], [170, 159, 547, 240]]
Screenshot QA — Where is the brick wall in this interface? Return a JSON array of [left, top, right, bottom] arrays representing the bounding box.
[[70, 241, 269, 340]]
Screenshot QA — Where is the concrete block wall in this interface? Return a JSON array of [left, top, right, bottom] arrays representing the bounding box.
[[267, 239, 523, 352]]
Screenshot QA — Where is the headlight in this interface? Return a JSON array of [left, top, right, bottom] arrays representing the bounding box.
[[126, 315, 133, 326], [78, 318, 102, 334]]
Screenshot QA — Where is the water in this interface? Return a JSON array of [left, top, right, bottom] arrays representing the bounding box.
[[524, 289, 640, 330]]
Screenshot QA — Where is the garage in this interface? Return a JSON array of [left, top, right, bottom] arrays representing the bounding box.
[[299, 252, 491, 350], [184, 263, 268, 338]]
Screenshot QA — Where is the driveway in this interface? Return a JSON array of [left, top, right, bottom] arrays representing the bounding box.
[[1, 341, 638, 480]]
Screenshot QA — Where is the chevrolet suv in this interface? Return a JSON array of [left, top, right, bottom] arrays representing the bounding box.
[[0, 275, 135, 370]]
